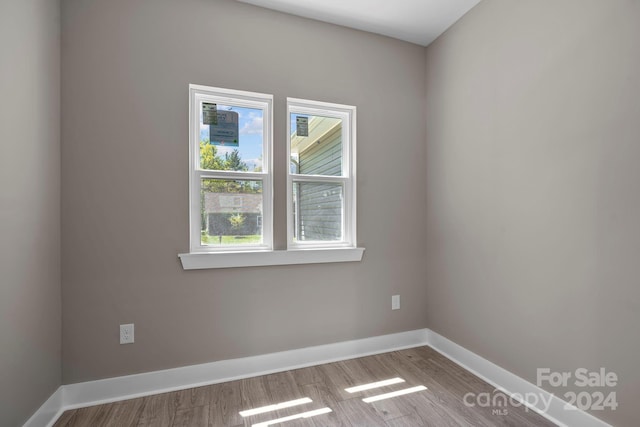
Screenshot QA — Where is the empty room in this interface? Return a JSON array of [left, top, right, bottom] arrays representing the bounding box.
[[1, 0, 638, 426]]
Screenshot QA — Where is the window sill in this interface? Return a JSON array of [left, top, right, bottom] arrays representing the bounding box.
[[178, 247, 365, 270]]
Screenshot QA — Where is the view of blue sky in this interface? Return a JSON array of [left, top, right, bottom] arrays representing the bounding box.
[[199, 106, 340, 172], [200, 104, 264, 171]]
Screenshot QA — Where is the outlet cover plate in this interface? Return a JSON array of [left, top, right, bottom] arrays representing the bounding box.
[[392, 295, 400, 310], [120, 324, 134, 344]]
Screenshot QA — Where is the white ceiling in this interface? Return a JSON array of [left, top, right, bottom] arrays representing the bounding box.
[[235, 0, 481, 46]]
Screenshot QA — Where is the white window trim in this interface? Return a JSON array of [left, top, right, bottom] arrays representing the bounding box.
[[187, 84, 273, 254], [287, 98, 357, 249], [179, 247, 364, 270], [179, 88, 364, 270]]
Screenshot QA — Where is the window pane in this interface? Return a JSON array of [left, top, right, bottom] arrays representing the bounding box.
[[290, 114, 342, 176], [292, 182, 343, 242], [200, 103, 264, 172], [201, 179, 263, 246]]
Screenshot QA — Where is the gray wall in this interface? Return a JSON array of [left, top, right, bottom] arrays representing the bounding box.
[[0, 0, 61, 426], [61, 0, 428, 383], [7, 1, 639, 425], [425, 1, 640, 425]]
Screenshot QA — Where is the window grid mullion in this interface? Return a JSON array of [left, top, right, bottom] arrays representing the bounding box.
[[196, 170, 267, 181], [289, 174, 348, 184]]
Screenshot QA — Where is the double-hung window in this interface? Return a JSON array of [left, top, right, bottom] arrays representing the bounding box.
[[287, 98, 357, 249], [181, 87, 361, 269], [188, 85, 273, 253]]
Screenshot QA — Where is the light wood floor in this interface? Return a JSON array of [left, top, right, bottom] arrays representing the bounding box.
[[54, 346, 556, 426]]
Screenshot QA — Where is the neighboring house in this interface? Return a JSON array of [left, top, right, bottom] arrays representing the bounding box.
[[203, 192, 262, 236], [291, 116, 343, 241], [201, 117, 343, 241]]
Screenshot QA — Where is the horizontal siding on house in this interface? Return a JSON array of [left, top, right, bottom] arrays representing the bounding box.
[[299, 126, 342, 176], [296, 121, 343, 241], [297, 182, 342, 241]]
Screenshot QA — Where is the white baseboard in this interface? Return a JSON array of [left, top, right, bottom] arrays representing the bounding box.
[[426, 330, 612, 427], [25, 328, 611, 427], [61, 329, 428, 411], [22, 387, 64, 427], [26, 329, 429, 427]]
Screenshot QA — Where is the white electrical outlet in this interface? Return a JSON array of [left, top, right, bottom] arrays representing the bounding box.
[[392, 295, 400, 310], [120, 323, 134, 344]]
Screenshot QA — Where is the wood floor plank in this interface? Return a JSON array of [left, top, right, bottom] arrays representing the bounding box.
[[335, 396, 385, 427], [172, 404, 209, 427], [311, 408, 351, 427], [302, 381, 342, 409], [291, 365, 326, 386], [101, 398, 144, 427], [396, 391, 469, 427], [367, 398, 413, 423], [238, 375, 291, 427], [50, 346, 559, 427], [60, 404, 112, 427], [385, 413, 428, 427], [405, 347, 556, 427], [263, 370, 305, 402], [240, 375, 272, 411], [52, 409, 76, 427], [404, 347, 495, 395], [251, 407, 318, 427], [374, 351, 492, 427], [317, 361, 360, 402], [337, 355, 417, 421], [339, 356, 399, 387], [240, 371, 326, 427], [398, 347, 556, 427], [208, 381, 243, 427], [302, 382, 351, 426], [136, 392, 175, 426], [385, 407, 465, 427], [172, 385, 211, 411]]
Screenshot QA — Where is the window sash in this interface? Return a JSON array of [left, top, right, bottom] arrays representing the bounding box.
[[189, 85, 273, 253], [288, 106, 351, 178], [192, 92, 271, 175], [289, 179, 351, 248], [287, 98, 356, 250]]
